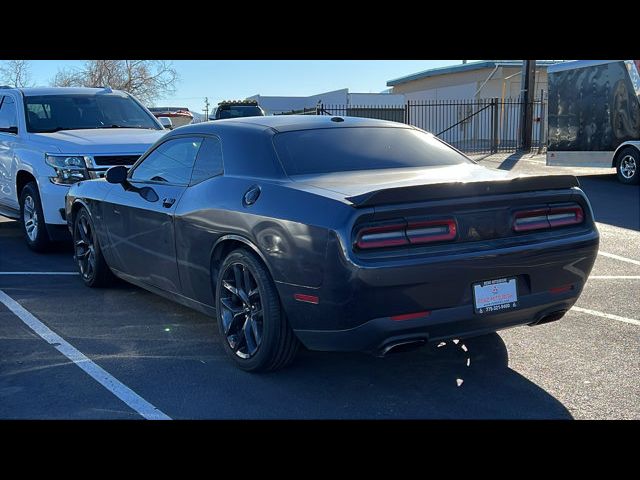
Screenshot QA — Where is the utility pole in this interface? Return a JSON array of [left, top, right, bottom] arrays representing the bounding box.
[[518, 60, 536, 151], [203, 97, 210, 121]]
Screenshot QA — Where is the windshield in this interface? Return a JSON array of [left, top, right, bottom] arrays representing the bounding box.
[[216, 105, 263, 119], [24, 94, 161, 133], [273, 127, 471, 176]]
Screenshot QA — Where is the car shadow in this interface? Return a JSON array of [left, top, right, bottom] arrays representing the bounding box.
[[245, 333, 573, 419], [88, 325, 573, 419], [575, 174, 640, 231]]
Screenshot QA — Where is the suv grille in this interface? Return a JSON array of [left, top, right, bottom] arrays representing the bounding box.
[[93, 155, 140, 166]]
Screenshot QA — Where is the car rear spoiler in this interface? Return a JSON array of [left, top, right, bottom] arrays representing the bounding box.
[[345, 175, 580, 208]]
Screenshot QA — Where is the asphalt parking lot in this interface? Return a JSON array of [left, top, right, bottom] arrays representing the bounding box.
[[0, 153, 638, 419]]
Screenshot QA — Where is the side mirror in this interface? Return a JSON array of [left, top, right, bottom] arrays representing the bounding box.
[[106, 165, 129, 184], [0, 126, 18, 134], [158, 117, 173, 130]]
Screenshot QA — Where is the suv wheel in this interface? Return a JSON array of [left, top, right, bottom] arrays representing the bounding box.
[[20, 181, 52, 252]]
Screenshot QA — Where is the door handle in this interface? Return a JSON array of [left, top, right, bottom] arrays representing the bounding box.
[[162, 197, 176, 208]]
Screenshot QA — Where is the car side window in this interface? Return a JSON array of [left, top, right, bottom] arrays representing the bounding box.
[[190, 136, 223, 185], [0, 96, 18, 131], [131, 137, 203, 185]]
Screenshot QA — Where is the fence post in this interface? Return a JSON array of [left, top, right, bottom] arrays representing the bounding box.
[[491, 97, 499, 154], [537, 89, 546, 154], [405, 100, 410, 125]]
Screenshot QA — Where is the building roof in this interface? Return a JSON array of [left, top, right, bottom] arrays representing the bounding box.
[[387, 60, 560, 87]]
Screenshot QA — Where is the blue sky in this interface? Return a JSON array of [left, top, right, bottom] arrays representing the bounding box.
[[26, 60, 463, 113]]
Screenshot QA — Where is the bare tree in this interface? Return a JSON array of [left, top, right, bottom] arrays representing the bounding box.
[[0, 60, 33, 87], [51, 60, 179, 105]]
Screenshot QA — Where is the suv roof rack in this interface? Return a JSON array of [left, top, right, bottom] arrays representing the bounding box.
[[218, 99, 259, 106]]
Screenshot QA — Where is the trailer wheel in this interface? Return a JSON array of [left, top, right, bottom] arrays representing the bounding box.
[[616, 147, 640, 185]]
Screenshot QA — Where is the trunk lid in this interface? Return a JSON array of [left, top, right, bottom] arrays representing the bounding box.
[[289, 164, 578, 207], [289, 165, 588, 255]]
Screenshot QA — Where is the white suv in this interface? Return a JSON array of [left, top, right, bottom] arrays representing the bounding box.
[[0, 86, 167, 250]]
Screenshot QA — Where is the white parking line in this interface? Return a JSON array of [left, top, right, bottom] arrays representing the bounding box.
[[598, 251, 640, 266], [571, 306, 640, 327], [0, 289, 171, 420], [0, 272, 78, 275], [589, 276, 640, 279]]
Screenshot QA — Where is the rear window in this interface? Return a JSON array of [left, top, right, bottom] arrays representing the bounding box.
[[216, 105, 263, 119], [272, 127, 470, 176]]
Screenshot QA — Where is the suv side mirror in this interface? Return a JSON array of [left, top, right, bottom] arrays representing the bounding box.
[[158, 117, 173, 130], [106, 165, 129, 184], [0, 126, 18, 134]]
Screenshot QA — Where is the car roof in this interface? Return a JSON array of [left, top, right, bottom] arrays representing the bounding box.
[[172, 114, 411, 135], [16, 87, 129, 97]]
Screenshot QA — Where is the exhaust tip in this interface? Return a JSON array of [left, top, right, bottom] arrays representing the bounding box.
[[379, 339, 427, 357], [530, 309, 567, 326]]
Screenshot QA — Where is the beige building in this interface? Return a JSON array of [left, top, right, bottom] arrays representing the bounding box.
[[387, 61, 558, 101]]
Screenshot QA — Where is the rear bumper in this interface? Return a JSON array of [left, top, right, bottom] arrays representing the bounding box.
[[279, 228, 599, 352], [294, 291, 577, 354]]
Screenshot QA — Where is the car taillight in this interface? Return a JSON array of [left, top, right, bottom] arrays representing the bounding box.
[[406, 219, 457, 244], [355, 223, 409, 249], [547, 205, 584, 228], [513, 208, 550, 232], [355, 218, 457, 250], [513, 204, 584, 232]]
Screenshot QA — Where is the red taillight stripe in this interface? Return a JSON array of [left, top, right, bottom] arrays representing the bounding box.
[[294, 294, 319, 304], [358, 223, 406, 234], [549, 284, 574, 294], [390, 311, 431, 321]]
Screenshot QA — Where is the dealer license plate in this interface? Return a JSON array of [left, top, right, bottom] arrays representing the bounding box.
[[472, 277, 519, 314]]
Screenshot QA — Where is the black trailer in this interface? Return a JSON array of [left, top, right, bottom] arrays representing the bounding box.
[[546, 60, 640, 184]]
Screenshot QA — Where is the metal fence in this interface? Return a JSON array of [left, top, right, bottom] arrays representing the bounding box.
[[276, 97, 547, 154]]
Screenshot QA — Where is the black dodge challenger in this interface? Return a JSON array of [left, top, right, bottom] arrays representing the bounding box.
[[65, 116, 599, 371]]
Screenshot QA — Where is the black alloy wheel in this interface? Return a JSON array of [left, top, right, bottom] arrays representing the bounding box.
[[219, 261, 264, 359], [73, 207, 114, 287], [215, 249, 299, 372]]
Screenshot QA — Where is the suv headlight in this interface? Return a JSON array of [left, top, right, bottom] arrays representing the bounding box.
[[45, 155, 89, 185]]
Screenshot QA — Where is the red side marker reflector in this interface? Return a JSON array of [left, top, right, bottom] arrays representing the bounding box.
[[391, 311, 431, 321], [549, 284, 573, 294], [294, 294, 319, 304]]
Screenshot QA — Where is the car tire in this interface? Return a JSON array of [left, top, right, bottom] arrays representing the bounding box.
[[19, 181, 52, 252], [215, 248, 299, 372], [615, 147, 640, 185], [73, 206, 115, 288]]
